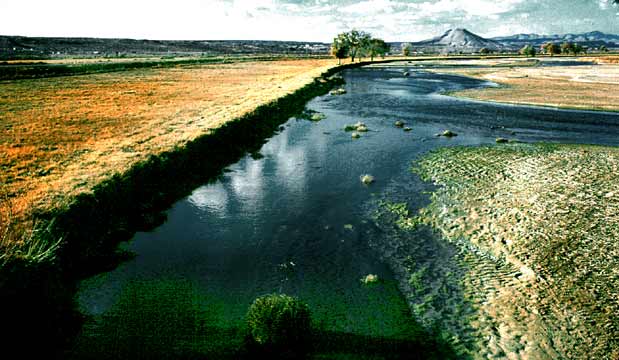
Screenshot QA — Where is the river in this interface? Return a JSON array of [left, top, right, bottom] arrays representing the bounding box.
[[68, 62, 619, 359]]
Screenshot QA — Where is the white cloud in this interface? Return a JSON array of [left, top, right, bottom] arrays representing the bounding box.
[[339, 0, 397, 14], [412, 0, 526, 18], [0, 0, 615, 42]]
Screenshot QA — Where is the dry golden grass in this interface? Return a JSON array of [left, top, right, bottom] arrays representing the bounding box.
[[432, 61, 619, 112], [0, 58, 340, 223], [583, 55, 619, 64]]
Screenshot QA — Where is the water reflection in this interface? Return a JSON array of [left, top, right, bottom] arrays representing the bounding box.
[[188, 183, 229, 218], [71, 65, 619, 358]]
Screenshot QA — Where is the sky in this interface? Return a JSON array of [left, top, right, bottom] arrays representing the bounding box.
[[0, 0, 617, 42]]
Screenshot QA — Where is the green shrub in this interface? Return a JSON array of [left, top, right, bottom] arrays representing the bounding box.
[[246, 294, 312, 355]]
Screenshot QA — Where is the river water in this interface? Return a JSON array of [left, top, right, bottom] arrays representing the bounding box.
[[68, 63, 619, 358]]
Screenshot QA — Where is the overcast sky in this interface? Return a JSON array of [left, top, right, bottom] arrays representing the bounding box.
[[0, 0, 617, 42]]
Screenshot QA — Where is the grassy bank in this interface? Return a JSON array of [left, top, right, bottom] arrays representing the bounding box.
[[431, 58, 619, 112], [3, 57, 427, 357], [412, 143, 619, 358], [1, 58, 338, 243]]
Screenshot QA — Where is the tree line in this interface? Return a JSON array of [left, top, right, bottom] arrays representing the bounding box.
[[330, 30, 391, 64], [519, 41, 604, 57]]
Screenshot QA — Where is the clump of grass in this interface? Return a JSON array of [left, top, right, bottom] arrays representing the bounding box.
[[360, 174, 375, 185], [329, 88, 347, 95], [0, 195, 62, 268], [403, 127, 412, 132], [380, 201, 418, 230], [403, 72, 410, 77], [298, 108, 326, 122], [495, 138, 509, 144], [408, 266, 428, 294], [361, 274, 380, 284], [441, 130, 457, 137], [345, 122, 368, 132], [310, 113, 326, 122], [246, 294, 312, 355], [395, 121, 405, 128], [351, 132, 361, 139]]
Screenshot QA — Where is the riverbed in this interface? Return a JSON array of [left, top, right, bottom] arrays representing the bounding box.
[[68, 62, 619, 358]]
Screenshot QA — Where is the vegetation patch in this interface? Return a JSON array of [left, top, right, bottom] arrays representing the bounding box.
[[378, 201, 418, 231], [414, 143, 619, 358], [246, 294, 312, 357], [360, 174, 375, 185], [361, 274, 380, 285], [298, 108, 327, 122], [344, 121, 367, 132]]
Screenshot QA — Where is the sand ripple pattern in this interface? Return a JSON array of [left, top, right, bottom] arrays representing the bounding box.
[[416, 144, 619, 359]]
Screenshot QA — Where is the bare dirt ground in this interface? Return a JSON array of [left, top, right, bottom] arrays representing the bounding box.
[[430, 57, 619, 112], [0, 58, 339, 227]]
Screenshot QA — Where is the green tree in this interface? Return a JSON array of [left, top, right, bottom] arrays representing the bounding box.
[[542, 42, 561, 56], [520, 45, 536, 57], [330, 41, 348, 65], [335, 30, 372, 62], [479, 47, 491, 55], [573, 44, 584, 55], [561, 42, 575, 55], [367, 38, 390, 61], [401, 43, 413, 57]]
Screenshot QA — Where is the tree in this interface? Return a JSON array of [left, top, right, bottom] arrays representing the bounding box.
[[600, 45, 608, 53], [561, 42, 575, 55], [542, 42, 561, 56], [367, 38, 390, 61], [335, 30, 372, 62], [573, 44, 584, 55], [401, 43, 413, 57], [520, 45, 536, 57], [479, 47, 491, 55], [330, 41, 348, 65]]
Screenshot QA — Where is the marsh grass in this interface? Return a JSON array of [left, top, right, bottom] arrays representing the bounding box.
[[415, 143, 619, 358], [361, 274, 379, 284], [360, 174, 375, 185], [0, 194, 61, 267], [246, 294, 312, 357], [344, 122, 367, 132]]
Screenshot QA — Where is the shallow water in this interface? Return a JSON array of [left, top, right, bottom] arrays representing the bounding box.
[[70, 65, 619, 358]]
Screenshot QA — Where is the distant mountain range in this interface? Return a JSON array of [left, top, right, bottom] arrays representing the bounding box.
[[491, 31, 619, 49], [398, 28, 619, 54], [1, 28, 618, 60]]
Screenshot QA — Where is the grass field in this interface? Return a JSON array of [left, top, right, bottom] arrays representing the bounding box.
[[414, 143, 619, 359], [0, 58, 340, 256], [432, 56, 619, 112]]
